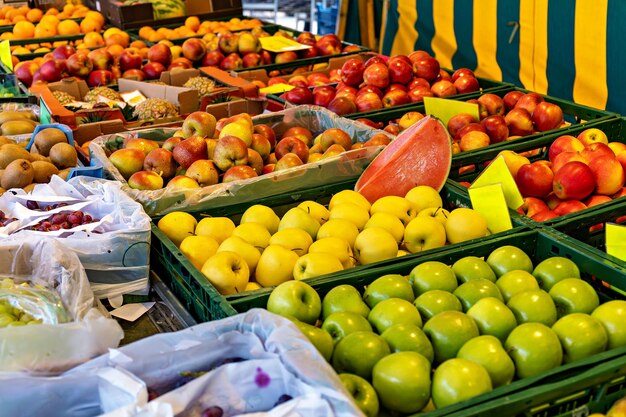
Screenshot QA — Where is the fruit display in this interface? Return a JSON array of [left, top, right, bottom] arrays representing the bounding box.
[[0, 277, 69, 327], [262, 239, 626, 416], [135, 17, 265, 41], [157, 183, 491, 296]]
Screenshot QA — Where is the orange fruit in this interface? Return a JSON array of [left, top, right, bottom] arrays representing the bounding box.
[[11, 55, 19, 68], [83, 32, 104, 47], [12, 46, 31, 55], [0, 19, 10, 25], [0, 32, 14, 40], [130, 40, 147, 49], [105, 32, 129, 47], [148, 31, 165, 42], [52, 40, 68, 47], [56, 13, 69, 20], [185, 16, 200, 31], [26, 8, 43, 22], [57, 19, 80, 36], [139, 47, 149, 59], [45, 7, 59, 15], [40, 15, 59, 27], [13, 21, 35, 39], [33, 57, 46, 66], [103, 27, 121, 40], [79, 18, 100, 33], [12, 15, 27, 23], [17, 6, 29, 15], [34, 23, 57, 38], [106, 43, 124, 58], [63, 4, 75, 15], [84, 11, 104, 27], [34, 47, 50, 53], [138, 26, 153, 40]]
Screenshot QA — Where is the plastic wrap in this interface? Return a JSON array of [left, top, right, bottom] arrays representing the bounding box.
[[0, 176, 152, 299], [74, 309, 363, 417], [89, 105, 392, 216], [0, 278, 70, 325], [0, 237, 123, 373]]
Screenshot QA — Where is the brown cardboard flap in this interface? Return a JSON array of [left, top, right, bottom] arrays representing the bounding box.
[[200, 66, 258, 98], [73, 120, 126, 145], [159, 68, 201, 87], [205, 97, 266, 119]]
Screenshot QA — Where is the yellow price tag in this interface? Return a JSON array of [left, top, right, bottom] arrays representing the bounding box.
[[259, 83, 295, 95], [0, 40, 13, 72], [470, 155, 524, 210], [468, 183, 513, 234], [259, 36, 312, 53], [606, 223, 626, 261], [423, 96, 480, 126]]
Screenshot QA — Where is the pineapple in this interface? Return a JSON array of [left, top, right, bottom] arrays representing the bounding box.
[[84, 87, 122, 104], [133, 98, 178, 120], [183, 76, 216, 97], [52, 90, 76, 106]]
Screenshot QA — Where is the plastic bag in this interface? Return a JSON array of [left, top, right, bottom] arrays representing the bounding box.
[[74, 309, 363, 417], [0, 278, 70, 325], [0, 236, 123, 373], [0, 176, 152, 299], [89, 105, 392, 216]]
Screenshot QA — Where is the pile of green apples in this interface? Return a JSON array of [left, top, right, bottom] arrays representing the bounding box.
[[266, 247, 626, 416]]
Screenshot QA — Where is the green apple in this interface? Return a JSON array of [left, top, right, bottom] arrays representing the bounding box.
[[332, 331, 391, 379], [339, 373, 379, 417], [444, 208, 489, 244], [329, 189, 371, 211], [466, 297, 517, 342], [417, 207, 450, 225], [507, 289, 557, 326], [549, 278, 599, 317], [505, 322, 563, 378], [372, 352, 431, 413], [496, 270, 540, 302], [414, 290, 463, 322], [423, 311, 479, 365], [452, 256, 497, 283], [241, 204, 280, 234], [322, 311, 373, 344], [533, 256, 580, 290], [269, 228, 313, 256], [217, 236, 261, 272], [431, 358, 492, 408], [308, 237, 354, 269], [329, 202, 371, 231], [362, 274, 414, 307], [267, 280, 321, 324], [316, 219, 360, 248], [278, 207, 320, 239], [254, 245, 299, 287], [453, 279, 503, 311], [404, 185, 443, 213], [457, 335, 515, 388], [200, 251, 249, 295], [293, 320, 334, 362], [293, 252, 343, 281], [297, 200, 330, 225], [368, 298, 423, 333], [486, 245, 534, 277], [322, 284, 370, 319], [591, 300, 626, 349], [195, 216, 236, 244], [381, 323, 434, 362], [231, 222, 271, 251], [353, 227, 398, 265], [370, 196, 418, 226], [402, 216, 447, 253], [552, 313, 608, 363], [409, 261, 458, 295], [364, 212, 405, 244]]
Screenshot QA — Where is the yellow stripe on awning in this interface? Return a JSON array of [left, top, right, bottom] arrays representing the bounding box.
[[431, 0, 456, 69], [473, 0, 502, 80], [573, 0, 608, 110], [390, 0, 419, 56], [533, 0, 548, 94], [518, 0, 534, 89]]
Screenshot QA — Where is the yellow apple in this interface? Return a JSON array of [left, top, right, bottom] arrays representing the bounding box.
[[157, 211, 197, 247], [445, 208, 489, 244], [370, 196, 418, 226], [255, 245, 299, 287], [397, 250, 410, 257], [298, 200, 330, 225], [316, 219, 360, 248], [218, 236, 261, 272], [403, 216, 447, 253], [195, 217, 236, 244], [269, 228, 313, 256], [179, 235, 219, 270], [328, 189, 372, 211], [218, 120, 253, 146], [232, 222, 271, 251], [241, 204, 280, 234], [244, 282, 262, 291], [308, 237, 354, 268], [497, 150, 530, 178], [404, 185, 443, 213], [278, 207, 321, 239], [353, 227, 398, 265], [329, 203, 370, 230], [417, 207, 451, 225], [293, 253, 344, 280], [201, 251, 249, 295], [364, 212, 405, 244]]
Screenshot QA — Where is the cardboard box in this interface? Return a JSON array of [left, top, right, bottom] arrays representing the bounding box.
[[200, 66, 259, 98]]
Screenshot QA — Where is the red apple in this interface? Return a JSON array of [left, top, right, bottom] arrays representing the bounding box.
[[430, 80, 457, 97], [408, 86, 434, 103], [384, 124, 400, 135], [275, 51, 298, 64], [515, 92, 544, 115], [143, 61, 166, 80], [274, 136, 309, 162], [52, 45, 76, 60], [254, 124, 276, 148], [88, 49, 113, 71], [531, 210, 559, 222], [38, 59, 65, 82], [503, 90, 525, 112], [478, 93, 505, 116], [14, 61, 39, 86], [553, 161, 596, 200], [581, 142, 616, 162], [182, 38, 206, 62], [454, 76, 480, 94], [66, 53, 93, 78], [356, 85, 383, 99], [306, 73, 331, 86], [532, 102, 564, 132], [86, 69, 113, 87], [147, 43, 172, 67], [520, 197, 550, 217], [223, 165, 258, 183], [282, 126, 313, 145], [387, 55, 411, 66], [168, 58, 193, 71], [121, 68, 145, 81], [381, 89, 410, 108], [545, 192, 564, 210], [388, 58, 413, 84], [551, 151, 589, 174], [588, 155, 626, 195], [505, 108, 534, 136], [341, 58, 365, 87], [364, 55, 386, 68], [220, 53, 243, 70], [548, 135, 584, 162], [436, 69, 452, 82], [274, 153, 304, 171], [328, 96, 357, 115], [413, 56, 440, 81], [481, 115, 509, 143], [283, 86, 314, 105], [451, 68, 475, 82], [516, 161, 555, 198], [363, 63, 390, 89], [467, 99, 488, 120], [202, 50, 225, 67], [328, 68, 342, 82], [447, 113, 478, 139], [407, 77, 430, 91], [262, 164, 276, 174], [355, 91, 384, 112], [553, 200, 588, 216], [118, 48, 143, 72], [315, 34, 342, 56], [218, 32, 240, 55], [584, 195, 612, 207], [313, 85, 336, 107], [242, 52, 263, 68], [459, 130, 490, 152], [288, 75, 308, 88], [455, 123, 486, 141], [387, 83, 408, 92], [408, 50, 431, 64]]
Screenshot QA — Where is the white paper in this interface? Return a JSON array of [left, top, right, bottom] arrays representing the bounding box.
[[110, 302, 155, 322]]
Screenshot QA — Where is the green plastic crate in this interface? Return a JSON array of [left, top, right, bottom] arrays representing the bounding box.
[[229, 228, 626, 417], [150, 179, 526, 323]]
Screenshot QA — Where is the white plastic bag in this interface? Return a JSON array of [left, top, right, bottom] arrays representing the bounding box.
[[73, 309, 363, 417], [0, 175, 152, 299], [0, 237, 123, 373]]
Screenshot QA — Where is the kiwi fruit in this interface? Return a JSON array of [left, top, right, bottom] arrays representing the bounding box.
[[22, 183, 36, 193], [57, 168, 71, 180], [0, 136, 16, 146], [0, 144, 31, 169], [28, 153, 50, 163], [1, 159, 34, 189], [32, 161, 59, 183], [49, 143, 78, 169], [33, 128, 68, 157]]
